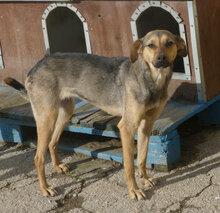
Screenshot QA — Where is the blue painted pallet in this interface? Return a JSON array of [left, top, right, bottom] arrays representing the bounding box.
[[0, 85, 220, 169]]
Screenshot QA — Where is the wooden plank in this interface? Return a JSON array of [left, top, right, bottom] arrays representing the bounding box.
[[0, 87, 28, 109], [0, 103, 34, 121], [72, 107, 99, 124], [0, 3, 46, 83], [66, 123, 121, 139], [74, 98, 87, 110], [73, 103, 94, 115], [152, 102, 199, 135], [71, 103, 99, 124], [104, 117, 121, 131], [196, 0, 220, 100], [80, 110, 103, 127], [88, 111, 115, 130], [80, 110, 115, 130], [59, 144, 124, 164], [164, 95, 220, 134], [0, 124, 25, 143]]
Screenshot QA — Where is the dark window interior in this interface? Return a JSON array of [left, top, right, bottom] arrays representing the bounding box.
[[46, 7, 87, 54], [136, 7, 185, 73]]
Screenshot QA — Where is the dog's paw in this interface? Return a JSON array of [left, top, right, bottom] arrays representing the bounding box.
[[141, 177, 158, 188], [40, 186, 58, 197], [54, 163, 69, 174], [129, 188, 146, 200]]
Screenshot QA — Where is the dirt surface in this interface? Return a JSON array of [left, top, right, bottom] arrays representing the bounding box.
[[1, 122, 220, 213]]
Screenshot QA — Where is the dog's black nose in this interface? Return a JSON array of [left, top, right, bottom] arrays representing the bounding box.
[[157, 54, 167, 62], [154, 54, 170, 68]]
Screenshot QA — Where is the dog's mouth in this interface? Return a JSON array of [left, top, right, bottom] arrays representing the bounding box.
[[153, 61, 170, 69]]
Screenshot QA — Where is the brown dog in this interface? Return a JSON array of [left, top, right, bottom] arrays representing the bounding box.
[[4, 30, 187, 200]]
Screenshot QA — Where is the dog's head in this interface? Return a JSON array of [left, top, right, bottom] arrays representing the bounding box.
[[130, 30, 187, 69]]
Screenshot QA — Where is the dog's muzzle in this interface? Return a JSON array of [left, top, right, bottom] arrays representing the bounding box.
[[153, 54, 170, 68], [153, 61, 170, 69]]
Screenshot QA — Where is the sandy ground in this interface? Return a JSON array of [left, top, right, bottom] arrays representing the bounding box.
[[1, 121, 220, 213]]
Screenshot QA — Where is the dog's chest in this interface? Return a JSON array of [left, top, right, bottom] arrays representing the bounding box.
[[133, 74, 166, 107], [148, 87, 167, 109]]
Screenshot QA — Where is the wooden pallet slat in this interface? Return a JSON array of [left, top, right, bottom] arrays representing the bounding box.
[[74, 98, 87, 110], [72, 107, 100, 124], [71, 103, 99, 124], [0, 87, 28, 109], [87, 111, 115, 130], [0, 103, 34, 122], [79, 109, 117, 130], [79, 110, 103, 128], [104, 117, 121, 131]]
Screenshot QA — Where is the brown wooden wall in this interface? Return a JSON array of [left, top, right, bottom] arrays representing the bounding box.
[[0, 1, 198, 102], [0, 3, 46, 83], [196, 0, 220, 100]]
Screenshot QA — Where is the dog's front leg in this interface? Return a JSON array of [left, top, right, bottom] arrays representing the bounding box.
[[118, 119, 146, 200], [137, 118, 157, 188], [137, 102, 167, 188]]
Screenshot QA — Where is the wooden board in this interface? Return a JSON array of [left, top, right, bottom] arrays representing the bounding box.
[[0, 86, 28, 109], [196, 0, 220, 100], [72, 103, 99, 124], [0, 3, 47, 83], [80, 110, 115, 130]]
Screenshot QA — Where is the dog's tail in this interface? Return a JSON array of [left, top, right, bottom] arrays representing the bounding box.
[[4, 77, 29, 101]]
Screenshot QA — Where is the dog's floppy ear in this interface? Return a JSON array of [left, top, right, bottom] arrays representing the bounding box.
[[175, 36, 187, 57], [130, 39, 143, 63]]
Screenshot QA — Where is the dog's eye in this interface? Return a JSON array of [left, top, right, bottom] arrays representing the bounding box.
[[166, 41, 173, 47], [147, 44, 155, 49]]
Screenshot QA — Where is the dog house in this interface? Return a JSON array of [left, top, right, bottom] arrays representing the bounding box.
[[0, 0, 219, 170]]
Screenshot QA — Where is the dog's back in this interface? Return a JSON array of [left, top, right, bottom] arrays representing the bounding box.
[[26, 53, 128, 115]]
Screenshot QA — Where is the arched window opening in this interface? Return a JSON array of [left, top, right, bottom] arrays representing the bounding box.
[[42, 3, 91, 55], [46, 7, 87, 54], [130, 2, 191, 80], [136, 7, 184, 73]]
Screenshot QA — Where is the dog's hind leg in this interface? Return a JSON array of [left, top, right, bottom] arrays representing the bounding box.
[[34, 108, 58, 196], [49, 98, 75, 174]]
